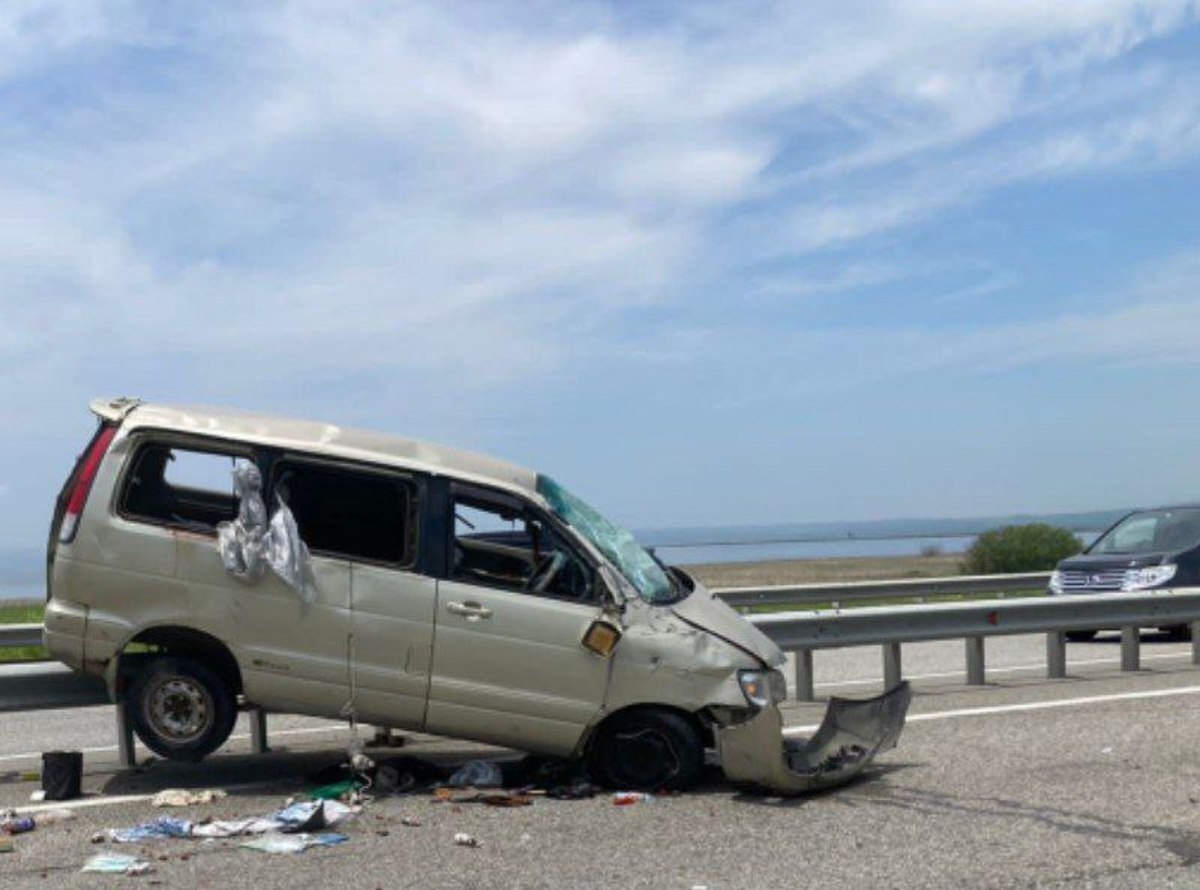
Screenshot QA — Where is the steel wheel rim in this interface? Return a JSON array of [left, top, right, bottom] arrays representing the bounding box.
[[146, 676, 212, 742]]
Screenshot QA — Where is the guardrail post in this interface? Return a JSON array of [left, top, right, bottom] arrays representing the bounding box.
[[248, 707, 269, 754], [1193, 622, 1200, 666], [115, 703, 136, 769], [792, 649, 815, 702], [883, 643, 902, 690], [965, 636, 985, 685], [1120, 626, 1140, 671], [1046, 631, 1067, 678]]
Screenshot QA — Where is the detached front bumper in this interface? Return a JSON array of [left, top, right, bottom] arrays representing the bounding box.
[[716, 682, 912, 794]]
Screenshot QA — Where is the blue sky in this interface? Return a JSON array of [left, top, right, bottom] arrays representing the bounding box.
[[2, 0, 1200, 551]]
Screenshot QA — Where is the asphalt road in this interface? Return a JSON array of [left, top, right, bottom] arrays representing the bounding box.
[[2, 632, 1199, 888]]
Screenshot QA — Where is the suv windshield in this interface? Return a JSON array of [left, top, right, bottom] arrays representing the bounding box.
[[1090, 507, 1200, 555], [536, 475, 678, 604]]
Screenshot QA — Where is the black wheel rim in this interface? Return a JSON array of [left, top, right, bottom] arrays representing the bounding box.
[[612, 727, 680, 787]]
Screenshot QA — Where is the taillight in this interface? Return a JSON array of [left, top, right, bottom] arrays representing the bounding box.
[[58, 425, 117, 543]]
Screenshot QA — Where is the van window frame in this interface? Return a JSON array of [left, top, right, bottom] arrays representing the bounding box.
[[267, 454, 423, 572], [115, 432, 257, 537], [444, 480, 601, 605]]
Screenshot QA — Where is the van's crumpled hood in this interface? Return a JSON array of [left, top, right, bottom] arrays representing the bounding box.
[[669, 583, 785, 669]]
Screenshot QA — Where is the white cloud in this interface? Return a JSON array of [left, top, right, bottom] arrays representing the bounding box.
[[0, 0, 1197, 433]]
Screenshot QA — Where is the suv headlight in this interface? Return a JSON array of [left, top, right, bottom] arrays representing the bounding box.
[[1121, 564, 1176, 591], [738, 669, 785, 708], [1048, 570, 1064, 594]]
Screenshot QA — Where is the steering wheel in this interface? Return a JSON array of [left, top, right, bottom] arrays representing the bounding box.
[[525, 551, 567, 593]]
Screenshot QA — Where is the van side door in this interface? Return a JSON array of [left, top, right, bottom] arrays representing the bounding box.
[[425, 483, 612, 755], [272, 458, 435, 730], [116, 437, 353, 717]]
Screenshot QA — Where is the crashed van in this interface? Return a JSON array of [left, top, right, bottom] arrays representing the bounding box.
[[45, 399, 909, 792]]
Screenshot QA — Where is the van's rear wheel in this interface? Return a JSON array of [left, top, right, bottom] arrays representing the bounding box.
[[127, 656, 236, 762], [591, 709, 704, 791]]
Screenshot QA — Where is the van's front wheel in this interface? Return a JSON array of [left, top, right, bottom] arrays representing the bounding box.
[[127, 656, 236, 762], [591, 709, 704, 791]]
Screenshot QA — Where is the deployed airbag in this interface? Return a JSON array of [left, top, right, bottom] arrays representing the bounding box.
[[217, 463, 313, 601]]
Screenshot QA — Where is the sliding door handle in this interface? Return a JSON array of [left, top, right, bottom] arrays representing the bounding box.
[[446, 601, 493, 620]]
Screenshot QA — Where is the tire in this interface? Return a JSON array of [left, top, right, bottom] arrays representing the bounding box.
[[590, 709, 705, 792], [1065, 630, 1097, 643], [127, 656, 237, 762]]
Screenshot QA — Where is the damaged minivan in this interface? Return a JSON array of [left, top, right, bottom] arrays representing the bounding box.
[[45, 399, 909, 793]]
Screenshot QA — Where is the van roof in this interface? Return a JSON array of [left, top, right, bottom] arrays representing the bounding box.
[[93, 398, 539, 494]]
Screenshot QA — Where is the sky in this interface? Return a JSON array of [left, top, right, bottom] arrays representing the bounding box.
[[2, 0, 1200, 553]]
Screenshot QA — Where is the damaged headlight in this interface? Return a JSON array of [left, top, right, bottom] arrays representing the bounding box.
[[738, 669, 786, 708]]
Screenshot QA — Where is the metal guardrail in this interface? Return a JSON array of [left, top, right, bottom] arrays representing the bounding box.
[[747, 587, 1200, 700], [5, 577, 1200, 761], [0, 623, 43, 649], [713, 571, 1051, 608]]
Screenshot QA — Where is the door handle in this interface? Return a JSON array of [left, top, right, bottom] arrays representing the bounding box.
[[446, 601, 493, 620]]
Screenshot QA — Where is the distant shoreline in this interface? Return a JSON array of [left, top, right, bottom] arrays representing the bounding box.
[[2, 552, 964, 602]]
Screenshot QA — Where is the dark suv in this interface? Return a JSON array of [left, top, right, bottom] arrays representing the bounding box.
[[1049, 505, 1200, 641]]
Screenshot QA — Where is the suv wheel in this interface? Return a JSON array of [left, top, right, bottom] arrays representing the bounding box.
[[127, 656, 236, 762], [591, 709, 704, 791]]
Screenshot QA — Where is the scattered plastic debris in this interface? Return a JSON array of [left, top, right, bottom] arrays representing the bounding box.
[[453, 832, 480, 848], [152, 789, 228, 808], [612, 792, 654, 806], [100, 800, 358, 843], [310, 780, 362, 801], [240, 833, 347, 854], [400, 817, 422, 828], [446, 760, 504, 788], [0, 837, 12, 854], [82, 853, 153, 875], [1101, 746, 1114, 755], [1, 817, 36, 835], [28, 791, 45, 803]]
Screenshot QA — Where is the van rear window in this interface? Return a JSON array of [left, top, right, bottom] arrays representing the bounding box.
[[272, 461, 417, 566], [120, 443, 245, 532]]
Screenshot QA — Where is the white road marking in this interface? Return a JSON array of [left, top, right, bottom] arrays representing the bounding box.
[[19, 793, 155, 814], [0, 725, 341, 764], [782, 683, 1200, 736], [804, 649, 1191, 689], [2, 684, 1200, 816]]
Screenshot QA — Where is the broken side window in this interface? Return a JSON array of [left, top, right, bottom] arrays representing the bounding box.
[[271, 460, 417, 567], [451, 490, 593, 601], [121, 441, 249, 533]]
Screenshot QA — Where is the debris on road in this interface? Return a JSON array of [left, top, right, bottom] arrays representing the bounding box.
[[152, 788, 229, 808], [1, 816, 36, 834], [446, 760, 504, 788], [240, 833, 347, 854], [453, 832, 480, 847], [41, 750, 83, 801], [612, 792, 654, 806], [400, 816, 422, 827], [82, 852, 153, 875], [99, 800, 358, 843], [0, 836, 13, 854]]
